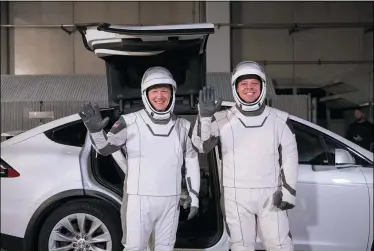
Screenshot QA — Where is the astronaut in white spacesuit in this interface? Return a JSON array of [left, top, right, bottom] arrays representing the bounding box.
[[191, 61, 299, 251], [79, 66, 200, 251]]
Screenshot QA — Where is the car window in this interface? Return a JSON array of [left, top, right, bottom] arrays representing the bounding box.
[[292, 122, 330, 165], [45, 120, 87, 147], [292, 120, 373, 167], [324, 136, 373, 167]]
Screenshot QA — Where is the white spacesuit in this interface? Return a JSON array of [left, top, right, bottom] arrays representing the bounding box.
[[79, 67, 200, 251], [191, 61, 299, 251]]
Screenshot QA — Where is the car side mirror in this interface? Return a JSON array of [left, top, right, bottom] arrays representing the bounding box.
[[334, 148, 356, 165]]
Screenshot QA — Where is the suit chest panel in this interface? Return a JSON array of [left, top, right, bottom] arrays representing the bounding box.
[[125, 118, 184, 161], [218, 112, 279, 159]]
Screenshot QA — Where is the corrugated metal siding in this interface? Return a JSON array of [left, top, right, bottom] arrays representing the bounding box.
[[0, 75, 109, 134], [1, 74, 304, 135], [1, 73, 276, 102], [207, 73, 233, 101], [1, 75, 108, 102], [272, 95, 310, 121], [0, 101, 109, 135], [266, 75, 277, 99], [1, 101, 41, 133]]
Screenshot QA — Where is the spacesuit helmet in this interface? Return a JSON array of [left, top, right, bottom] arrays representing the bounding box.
[[231, 61, 267, 112], [141, 66, 177, 120]]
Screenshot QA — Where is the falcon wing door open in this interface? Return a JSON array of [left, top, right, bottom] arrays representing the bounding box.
[[76, 23, 215, 111]]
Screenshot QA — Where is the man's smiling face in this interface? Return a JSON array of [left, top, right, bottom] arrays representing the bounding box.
[[147, 84, 172, 111], [236, 78, 261, 103]]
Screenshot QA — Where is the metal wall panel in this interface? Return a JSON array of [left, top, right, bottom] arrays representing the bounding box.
[[72, 1, 141, 74], [0, 73, 275, 104], [1, 2, 9, 74], [1, 101, 41, 134], [1, 100, 109, 136], [231, 1, 373, 105], [271, 95, 311, 121], [364, 32, 373, 61], [1, 75, 109, 134], [293, 2, 369, 23], [42, 100, 108, 121], [206, 1, 230, 72], [1, 75, 311, 136], [140, 2, 199, 24], [9, 2, 75, 75], [294, 29, 363, 61], [8, 1, 202, 75], [1, 75, 108, 102], [1, 95, 311, 134]]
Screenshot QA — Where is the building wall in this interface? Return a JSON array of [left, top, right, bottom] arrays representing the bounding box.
[[1, 2, 9, 74], [231, 1, 373, 105], [8, 1, 202, 75], [6, 1, 373, 105]]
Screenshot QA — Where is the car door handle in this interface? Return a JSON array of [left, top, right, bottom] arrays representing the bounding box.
[[312, 165, 337, 172]]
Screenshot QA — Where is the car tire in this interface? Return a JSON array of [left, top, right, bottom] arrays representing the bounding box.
[[38, 198, 122, 251]]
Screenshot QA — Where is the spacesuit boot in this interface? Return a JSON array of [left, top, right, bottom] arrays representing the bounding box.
[[191, 61, 298, 251], [79, 67, 200, 251]]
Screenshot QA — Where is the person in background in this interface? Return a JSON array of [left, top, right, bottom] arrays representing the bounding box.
[[346, 108, 373, 152]]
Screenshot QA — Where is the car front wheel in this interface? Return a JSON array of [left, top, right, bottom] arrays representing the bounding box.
[[38, 198, 122, 251]]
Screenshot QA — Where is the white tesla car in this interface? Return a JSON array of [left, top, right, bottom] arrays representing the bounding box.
[[1, 23, 373, 251]]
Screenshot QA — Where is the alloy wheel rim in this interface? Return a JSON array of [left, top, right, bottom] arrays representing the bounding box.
[[48, 213, 112, 251]]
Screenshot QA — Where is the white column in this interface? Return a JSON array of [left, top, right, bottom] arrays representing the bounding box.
[[1, 2, 9, 74], [205, 1, 231, 73]]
